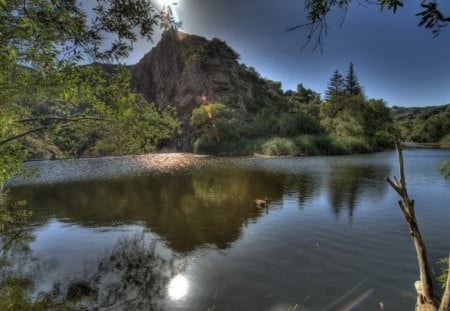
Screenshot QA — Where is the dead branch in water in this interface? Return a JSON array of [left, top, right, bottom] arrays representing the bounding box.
[[387, 137, 440, 311]]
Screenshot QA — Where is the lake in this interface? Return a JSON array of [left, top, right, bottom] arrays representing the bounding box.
[[4, 149, 450, 310]]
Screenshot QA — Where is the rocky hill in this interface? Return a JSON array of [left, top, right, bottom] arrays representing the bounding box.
[[131, 30, 284, 147]]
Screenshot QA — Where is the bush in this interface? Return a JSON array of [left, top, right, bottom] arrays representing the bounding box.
[[193, 135, 265, 156], [262, 137, 296, 156], [193, 134, 216, 154], [330, 135, 372, 154], [439, 134, 450, 144]]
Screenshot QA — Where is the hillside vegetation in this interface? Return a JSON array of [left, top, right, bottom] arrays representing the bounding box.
[[2, 30, 449, 160], [391, 105, 450, 143]]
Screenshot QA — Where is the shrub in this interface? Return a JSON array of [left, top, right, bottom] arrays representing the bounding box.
[[262, 137, 296, 156], [439, 134, 450, 144], [330, 135, 372, 154]]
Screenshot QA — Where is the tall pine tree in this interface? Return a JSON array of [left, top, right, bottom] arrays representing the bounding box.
[[325, 70, 345, 99], [344, 63, 363, 96]]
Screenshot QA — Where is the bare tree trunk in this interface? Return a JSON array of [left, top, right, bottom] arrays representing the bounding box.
[[387, 138, 437, 311], [438, 253, 450, 311]]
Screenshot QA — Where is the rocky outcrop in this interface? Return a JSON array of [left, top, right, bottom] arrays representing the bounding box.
[[131, 30, 283, 124]]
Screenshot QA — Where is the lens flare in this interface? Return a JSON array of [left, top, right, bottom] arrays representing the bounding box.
[[204, 104, 212, 119]]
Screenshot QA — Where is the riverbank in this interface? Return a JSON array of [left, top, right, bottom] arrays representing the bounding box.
[[402, 142, 450, 149]]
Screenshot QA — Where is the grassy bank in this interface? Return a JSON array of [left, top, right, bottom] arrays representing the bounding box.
[[193, 134, 374, 156]]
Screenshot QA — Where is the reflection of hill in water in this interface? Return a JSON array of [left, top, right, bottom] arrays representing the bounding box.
[[12, 169, 286, 253], [11, 157, 390, 252]]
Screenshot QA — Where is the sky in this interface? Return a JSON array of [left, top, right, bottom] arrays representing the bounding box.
[[115, 0, 450, 107]]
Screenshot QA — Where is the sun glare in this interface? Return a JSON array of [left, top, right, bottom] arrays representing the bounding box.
[[168, 274, 189, 300]]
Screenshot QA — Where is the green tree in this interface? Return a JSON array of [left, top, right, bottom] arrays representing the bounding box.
[[344, 63, 364, 96], [1, 0, 160, 66], [190, 103, 243, 153], [0, 0, 179, 247], [325, 70, 345, 100]]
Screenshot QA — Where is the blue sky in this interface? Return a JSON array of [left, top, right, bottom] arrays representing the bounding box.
[[118, 0, 450, 107]]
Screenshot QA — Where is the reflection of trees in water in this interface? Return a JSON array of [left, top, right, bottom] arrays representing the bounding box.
[[283, 172, 321, 208], [10, 169, 285, 253], [0, 233, 180, 310], [327, 165, 390, 221], [45, 233, 181, 310]]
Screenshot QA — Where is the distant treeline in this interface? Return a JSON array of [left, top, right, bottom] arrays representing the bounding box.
[[391, 105, 450, 144]]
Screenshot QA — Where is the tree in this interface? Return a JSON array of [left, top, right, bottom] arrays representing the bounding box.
[[0, 1, 178, 241], [0, 0, 160, 67], [190, 103, 243, 153], [286, 0, 450, 50], [344, 63, 363, 96], [325, 70, 345, 100]]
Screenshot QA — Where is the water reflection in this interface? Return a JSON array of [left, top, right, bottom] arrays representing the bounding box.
[[327, 165, 389, 222], [1, 232, 182, 309], [9, 159, 391, 253], [11, 169, 286, 253]]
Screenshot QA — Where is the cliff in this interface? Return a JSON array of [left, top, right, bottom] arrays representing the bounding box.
[[131, 30, 283, 139]]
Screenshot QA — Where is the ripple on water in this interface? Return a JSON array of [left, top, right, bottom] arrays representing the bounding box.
[[7, 153, 206, 186]]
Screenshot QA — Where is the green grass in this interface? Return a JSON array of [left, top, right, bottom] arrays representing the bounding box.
[[193, 135, 373, 156], [439, 134, 450, 144]]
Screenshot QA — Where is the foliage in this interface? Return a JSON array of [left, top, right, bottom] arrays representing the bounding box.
[[325, 70, 345, 100], [191, 103, 243, 154], [188, 69, 394, 155], [440, 134, 450, 144], [437, 257, 449, 289], [344, 63, 364, 96], [262, 137, 296, 156], [1, 65, 179, 160], [277, 111, 323, 137], [392, 104, 450, 143], [0, 0, 160, 66], [288, 0, 449, 50], [293, 134, 330, 155], [330, 135, 372, 154]]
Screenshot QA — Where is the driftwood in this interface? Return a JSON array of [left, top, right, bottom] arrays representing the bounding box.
[[387, 138, 450, 311]]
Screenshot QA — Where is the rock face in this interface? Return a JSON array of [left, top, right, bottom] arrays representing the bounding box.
[[131, 30, 283, 148]]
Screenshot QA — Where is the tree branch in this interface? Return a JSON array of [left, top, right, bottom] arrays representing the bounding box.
[[1, 115, 111, 146], [17, 115, 110, 123], [0, 126, 49, 146]]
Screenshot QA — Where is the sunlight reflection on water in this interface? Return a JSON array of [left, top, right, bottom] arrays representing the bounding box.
[[168, 274, 189, 300]]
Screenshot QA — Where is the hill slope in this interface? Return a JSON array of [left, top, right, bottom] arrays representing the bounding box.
[[131, 30, 283, 120]]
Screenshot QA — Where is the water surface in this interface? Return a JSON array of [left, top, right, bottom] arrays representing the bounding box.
[[5, 149, 450, 310]]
